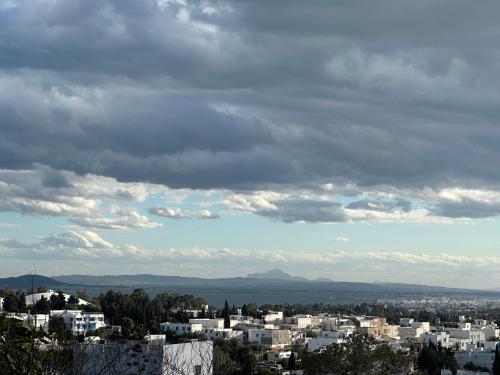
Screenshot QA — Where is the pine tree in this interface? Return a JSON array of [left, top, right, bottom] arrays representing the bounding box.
[[35, 296, 50, 314]]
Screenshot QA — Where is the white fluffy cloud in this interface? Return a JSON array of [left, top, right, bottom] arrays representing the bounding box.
[[148, 206, 219, 220], [0, 230, 121, 258], [0, 165, 166, 229], [219, 189, 476, 224], [71, 209, 161, 230], [2, 230, 500, 287]]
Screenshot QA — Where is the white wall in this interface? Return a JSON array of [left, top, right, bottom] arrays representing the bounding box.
[[189, 318, 224, 330], [163, 341, 213, 375], [160, 322, 203, 334]]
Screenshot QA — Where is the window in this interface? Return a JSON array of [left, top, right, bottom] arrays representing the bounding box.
[[194, 365, 202, 375]]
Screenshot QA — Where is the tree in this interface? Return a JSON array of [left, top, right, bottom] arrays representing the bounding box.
[[417, 343, 456, 375], [67, 295, 79, 306], [2, 291, 27, 313], [223, 300, 231, 329], [0, 316, 76, 375], [302, 335, 410, 375], [241, 304, 249, 316], [35, 296, 50, 314], [50, 291, 66, 310], [493, 346, 500, 375], [417, 344, 439, 375], [213, 338, 258, 375], [48, 316, 70, 340], [288, 352, 296, 370], [199, 306, 207, 319], [76, 289, 88, 302]]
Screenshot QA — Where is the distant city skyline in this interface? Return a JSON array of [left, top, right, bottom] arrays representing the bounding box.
[[2, 1, 500, 288]]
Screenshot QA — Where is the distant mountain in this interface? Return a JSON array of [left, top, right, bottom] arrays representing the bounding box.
[[315, 277, 334, 282], [53, 274, 207, 286], [247, 268, 309, 281], [2, 272, 496, 308], [0, 274, 68, 290]]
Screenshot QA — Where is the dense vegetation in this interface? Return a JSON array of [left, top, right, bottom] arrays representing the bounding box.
[[416, 342, 457, 375], [0, 316, 75, 375], [301, 335, 412, 375], [97, 288, 208, 338]]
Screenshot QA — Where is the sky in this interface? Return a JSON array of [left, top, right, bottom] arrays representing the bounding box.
[[1, 0, 500, 288]]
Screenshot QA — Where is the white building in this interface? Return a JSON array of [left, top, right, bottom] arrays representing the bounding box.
[[4, 312, 50, 331], [458, 322, 472, 331], [400, 318, 415, 327], [421, 332, 450, 348], [413, 322, 431, 332], [454, 350, 495, 371], [268, 351, 294, 361], [449, 337, 476, 351], [25, 290, 89, 306], [481, 325, 499, 340], [76, 337, 213, 375], [447, 328, 485, 347], [398, 321, 430, 342], [282, 315, 312, 329], [203, 328, 244, 342], [308, 331, 345, 352], [480, 340, 500, 351], [160, 322, 203, 335], [263, 311, 284, 323], [322, 318, 356, 335], [170, 305, 209, 318], [51, 310, 106, 335], [229, 314, 253, 321], [189, 318, 224, 330], [248, 329, 291, 348]]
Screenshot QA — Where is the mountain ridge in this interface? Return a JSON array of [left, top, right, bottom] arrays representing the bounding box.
[[246, 268, 309, 281], [2, 272, 499, 307]]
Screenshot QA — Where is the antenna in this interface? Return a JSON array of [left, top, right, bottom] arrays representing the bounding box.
[[32, 264, 37, 330]]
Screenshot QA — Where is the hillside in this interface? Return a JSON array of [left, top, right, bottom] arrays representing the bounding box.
[[3, 272, 499, 307], [0, 274, 68, 290], [247, 268, 309, 281]]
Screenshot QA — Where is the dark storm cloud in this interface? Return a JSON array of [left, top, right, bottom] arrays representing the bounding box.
[[432, 199, 500, 219], [2, 0, 500, 211], [258, 199, 348, 223]]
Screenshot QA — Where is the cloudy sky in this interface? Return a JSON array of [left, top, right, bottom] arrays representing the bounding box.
[[2, 0, 500, 288]]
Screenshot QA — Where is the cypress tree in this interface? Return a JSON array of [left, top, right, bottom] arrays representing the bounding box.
[[223, 300, 230, 328], [288, 353, 296, 370], [241, 304, 249, 316], [493, 346, 500, 375]]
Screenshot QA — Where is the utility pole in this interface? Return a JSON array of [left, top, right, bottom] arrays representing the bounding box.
[[32, 264, 37, 330]]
